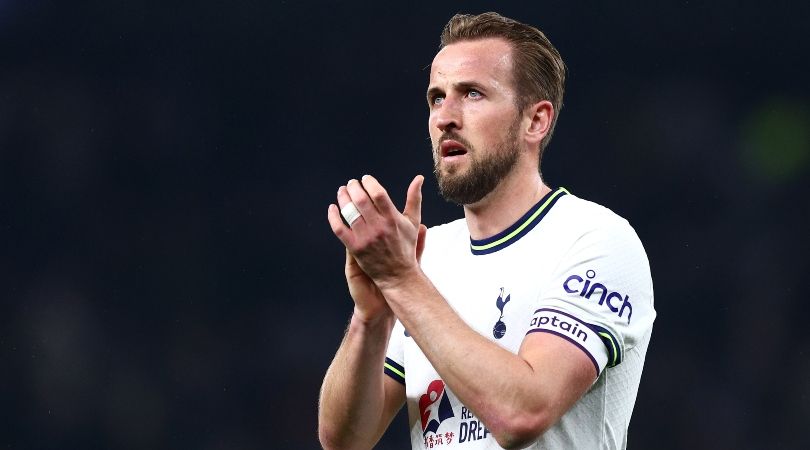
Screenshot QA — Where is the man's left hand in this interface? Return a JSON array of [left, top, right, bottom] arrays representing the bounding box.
[[328, 175, 426, 290]]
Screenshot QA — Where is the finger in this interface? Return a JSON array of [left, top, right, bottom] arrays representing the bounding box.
[[344, 248, 366, 276], [328, 203, 356, 248], [337, 185, 366, 228], [345, 248, 358, 275], [345, 178, 379, 222], [345, 248, 354, 267], [416, 224, 427, 263], [360, 174, 397, 217], [336, 185, 353, 208], [403, 175, 424, 226]]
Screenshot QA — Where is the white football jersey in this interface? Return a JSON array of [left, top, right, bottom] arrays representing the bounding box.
[[384, 188, 655, 449]]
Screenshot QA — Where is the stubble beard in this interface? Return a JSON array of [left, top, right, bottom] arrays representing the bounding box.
[[432, 119, 521, 206]]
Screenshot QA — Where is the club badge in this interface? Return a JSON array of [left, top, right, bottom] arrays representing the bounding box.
[[492, 287, 511, 339]]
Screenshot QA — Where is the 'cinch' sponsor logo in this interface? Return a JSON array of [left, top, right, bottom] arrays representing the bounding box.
[[563, 270, 633, 323]]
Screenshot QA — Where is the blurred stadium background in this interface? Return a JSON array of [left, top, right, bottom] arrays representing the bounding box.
[[1, 1, 808, 448]]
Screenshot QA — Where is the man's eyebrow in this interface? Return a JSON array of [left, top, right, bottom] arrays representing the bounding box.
[[427, 81, 486, 97], [454, 81, 486, 92], [426, 86, 444, 99]]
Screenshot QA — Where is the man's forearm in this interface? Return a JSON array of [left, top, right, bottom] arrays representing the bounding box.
[[318, 311, 396, 450], [379, 270, 559, 447]]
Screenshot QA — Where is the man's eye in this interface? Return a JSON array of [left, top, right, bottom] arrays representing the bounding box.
[[468, 90, 482, 99], [432, 96, 445, 106]]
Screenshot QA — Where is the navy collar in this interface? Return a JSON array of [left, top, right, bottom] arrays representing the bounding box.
[[469, 187, 569, 255]]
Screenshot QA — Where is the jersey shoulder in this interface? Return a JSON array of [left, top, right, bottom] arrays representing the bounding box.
[[547, 193, 642, 246], [552, 193, 631, 228]]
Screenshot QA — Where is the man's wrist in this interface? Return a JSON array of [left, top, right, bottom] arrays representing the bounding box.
[[376, 266, 426, 298], [350, 306, 395, 330]]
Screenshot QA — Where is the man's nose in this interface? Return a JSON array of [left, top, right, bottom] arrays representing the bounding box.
[[434, 98, 462, 131]]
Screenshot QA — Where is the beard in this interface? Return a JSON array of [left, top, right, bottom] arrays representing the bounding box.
[[432, 119, 521, 205]]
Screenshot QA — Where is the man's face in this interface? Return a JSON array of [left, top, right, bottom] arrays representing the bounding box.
[[427, 38, 524, 205]]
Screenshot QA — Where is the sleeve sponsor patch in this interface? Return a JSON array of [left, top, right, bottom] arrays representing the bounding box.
[[526, 308, 609, 375]]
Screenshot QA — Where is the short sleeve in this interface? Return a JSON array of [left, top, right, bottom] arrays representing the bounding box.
[[526, 220, 655, 376], [384, 319, 406, 385]]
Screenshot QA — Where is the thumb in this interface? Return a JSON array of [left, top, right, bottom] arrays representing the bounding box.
[[403, 175, 424, 226]]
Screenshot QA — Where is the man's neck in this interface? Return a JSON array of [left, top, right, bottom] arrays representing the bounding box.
[[463, 164, 551, 240]]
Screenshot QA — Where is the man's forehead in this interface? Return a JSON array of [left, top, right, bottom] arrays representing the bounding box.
[[429, 38, 513, 82]]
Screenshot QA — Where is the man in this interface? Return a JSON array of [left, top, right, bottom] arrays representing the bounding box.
[[319, 12, 655, 450]]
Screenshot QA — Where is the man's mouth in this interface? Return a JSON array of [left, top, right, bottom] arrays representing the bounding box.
[[440, 140, 468, 158]]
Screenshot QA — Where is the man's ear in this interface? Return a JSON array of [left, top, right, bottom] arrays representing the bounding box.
[[524, 100, 554, 147]]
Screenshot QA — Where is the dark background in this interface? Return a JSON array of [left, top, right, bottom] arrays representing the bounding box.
[[2, 1, 809, 449]]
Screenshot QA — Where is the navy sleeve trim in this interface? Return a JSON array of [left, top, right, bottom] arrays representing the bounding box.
[[383, 357, 405, 385]]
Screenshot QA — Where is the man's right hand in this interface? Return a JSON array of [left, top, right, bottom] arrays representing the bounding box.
[[332, 179, 428, 323], [344, 249, 392, 323], [344, 223, 427, 322]]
